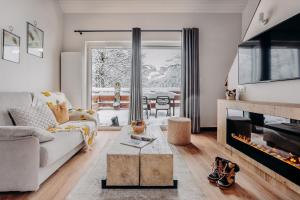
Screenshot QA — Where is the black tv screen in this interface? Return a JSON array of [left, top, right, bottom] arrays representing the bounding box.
[[238, 13, 300, 84]]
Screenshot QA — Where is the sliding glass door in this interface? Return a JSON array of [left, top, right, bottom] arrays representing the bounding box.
[[88, 42, 131, 126], [141, 41, 182, 125], [86, 30, 182, 127]]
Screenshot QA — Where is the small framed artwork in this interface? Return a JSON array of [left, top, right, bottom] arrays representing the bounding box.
[[27, 22, 44, 58], [2, 30, 20, 63]]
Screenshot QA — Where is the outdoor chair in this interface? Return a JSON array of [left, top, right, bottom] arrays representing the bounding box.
[[155, 96, 171, 118], [142, 96, 151, 118]]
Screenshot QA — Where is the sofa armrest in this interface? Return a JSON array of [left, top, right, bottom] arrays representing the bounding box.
[[0, 126, 54, 143], [0, 127, 40, 191]]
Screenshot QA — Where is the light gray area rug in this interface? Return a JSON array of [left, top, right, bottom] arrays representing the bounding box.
[[67, 142, 206, 200]]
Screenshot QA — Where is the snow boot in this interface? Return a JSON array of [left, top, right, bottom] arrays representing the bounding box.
[[208, 157, 228, 183], [217, 161, 240, 189]]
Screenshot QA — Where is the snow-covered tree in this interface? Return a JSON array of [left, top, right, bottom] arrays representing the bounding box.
[[92, 48, 131, 88], [92, 48, 181, 89]]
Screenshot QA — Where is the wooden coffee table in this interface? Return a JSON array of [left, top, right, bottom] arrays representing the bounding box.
[[102, 125, 177, 189]]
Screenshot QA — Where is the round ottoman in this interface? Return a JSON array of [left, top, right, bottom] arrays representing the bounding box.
[[168, 117, 191, 145]]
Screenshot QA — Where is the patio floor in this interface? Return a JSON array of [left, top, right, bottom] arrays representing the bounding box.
[[98, 107, 180, 126]]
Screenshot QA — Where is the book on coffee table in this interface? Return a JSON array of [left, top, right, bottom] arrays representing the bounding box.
[[120, 134, 157, 148], [130, 134, 156, 142]]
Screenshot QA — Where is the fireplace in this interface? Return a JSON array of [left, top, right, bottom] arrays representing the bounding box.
[[227, 109, 300, 186]]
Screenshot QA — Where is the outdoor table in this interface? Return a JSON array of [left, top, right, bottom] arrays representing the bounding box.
[[144, 92, 177, 116]]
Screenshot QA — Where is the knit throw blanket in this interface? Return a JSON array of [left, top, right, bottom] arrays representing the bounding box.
[[48, 121, 97, 150]]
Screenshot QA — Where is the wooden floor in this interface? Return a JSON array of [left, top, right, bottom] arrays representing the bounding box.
[[0, 131, 299, 200]]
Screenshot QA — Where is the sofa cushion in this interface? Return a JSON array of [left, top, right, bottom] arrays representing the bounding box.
[[40, 131, 83, 167], [9, 105, 58, 130], [0, 92, 32, 126]]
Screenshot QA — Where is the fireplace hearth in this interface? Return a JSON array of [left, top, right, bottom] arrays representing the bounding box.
[[227, 109, 300, 186]]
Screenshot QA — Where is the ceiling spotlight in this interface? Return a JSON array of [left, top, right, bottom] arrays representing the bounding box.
[[259, 12, 269, 25]]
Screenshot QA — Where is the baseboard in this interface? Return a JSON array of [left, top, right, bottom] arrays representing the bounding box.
[[200, 127, 217, 132], [98, 126, 217, 132], [98, 126, 122, 131]]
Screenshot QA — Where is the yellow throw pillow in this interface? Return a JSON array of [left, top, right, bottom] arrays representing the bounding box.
[[48, 102, 69, 124]]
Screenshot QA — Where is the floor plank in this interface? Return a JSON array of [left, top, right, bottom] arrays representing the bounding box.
[[0, 131, 299, 200]]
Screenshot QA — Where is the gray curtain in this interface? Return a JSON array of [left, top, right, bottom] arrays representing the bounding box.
[[181, 28, 201, 133], [129, 28, 143, 122]]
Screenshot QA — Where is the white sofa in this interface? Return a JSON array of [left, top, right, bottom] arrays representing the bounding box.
[[0, 92, 95, 192]]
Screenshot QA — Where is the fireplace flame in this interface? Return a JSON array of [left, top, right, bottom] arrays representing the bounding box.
[[231, 133, 300, 170], [288, 153, 300, 164]]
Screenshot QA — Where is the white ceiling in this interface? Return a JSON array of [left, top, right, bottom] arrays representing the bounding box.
[[59, 0, 248, 14]]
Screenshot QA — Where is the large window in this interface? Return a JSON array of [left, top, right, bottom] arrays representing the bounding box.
[[142, 47, 181, 91], [91, 47, 181, 90], [90, 46, 131, 126], [91, 48, 131, 89], [141, 43, 181, 125], [90, 41, 181, 126]]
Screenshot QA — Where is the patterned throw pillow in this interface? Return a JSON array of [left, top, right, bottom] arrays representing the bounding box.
[[32, 91, 73, 110], [9, 105, 58, 129]]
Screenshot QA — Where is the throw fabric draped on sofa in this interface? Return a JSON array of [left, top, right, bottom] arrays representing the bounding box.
[[181, 28, 201, 133], [129, 28, 143, 123]]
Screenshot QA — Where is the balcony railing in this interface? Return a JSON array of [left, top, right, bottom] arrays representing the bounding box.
[[92, 87, 181, 110]]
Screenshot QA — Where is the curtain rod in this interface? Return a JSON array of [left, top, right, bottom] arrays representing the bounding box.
[[74, 29, 182, 35]]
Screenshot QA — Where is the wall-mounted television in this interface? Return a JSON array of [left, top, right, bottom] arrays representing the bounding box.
[[238, 13, 300, 84]]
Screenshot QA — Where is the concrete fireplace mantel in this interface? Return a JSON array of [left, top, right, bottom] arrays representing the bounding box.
[[217, 99, 300, 196]]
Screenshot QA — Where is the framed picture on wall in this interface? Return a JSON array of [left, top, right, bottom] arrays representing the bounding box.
[[2, 30, 20, 63], [27, 22, 44, 58]]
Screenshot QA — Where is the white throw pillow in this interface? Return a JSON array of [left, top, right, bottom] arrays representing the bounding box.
[[9, 105, 58, 130], [32, 91, 73, 110]]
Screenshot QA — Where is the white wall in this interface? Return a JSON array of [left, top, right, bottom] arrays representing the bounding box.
[[228, 0, 300, 103], [227, 0, 260, 94], [0, 0, 63, 92], [241, 0, 260, 38], [227, 0, 260, 91], [61, 52, 83, 108], [244, 0, 300, 41], [63, 13, 241, 127]]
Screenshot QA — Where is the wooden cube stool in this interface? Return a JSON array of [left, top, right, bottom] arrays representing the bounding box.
[[168, 117, 191, 145]]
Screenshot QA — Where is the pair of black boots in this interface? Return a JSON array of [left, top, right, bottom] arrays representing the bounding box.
[[208, 157, 240, 189]]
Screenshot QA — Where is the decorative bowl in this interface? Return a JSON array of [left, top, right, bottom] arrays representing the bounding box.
[[131, 120, 146, 134]]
